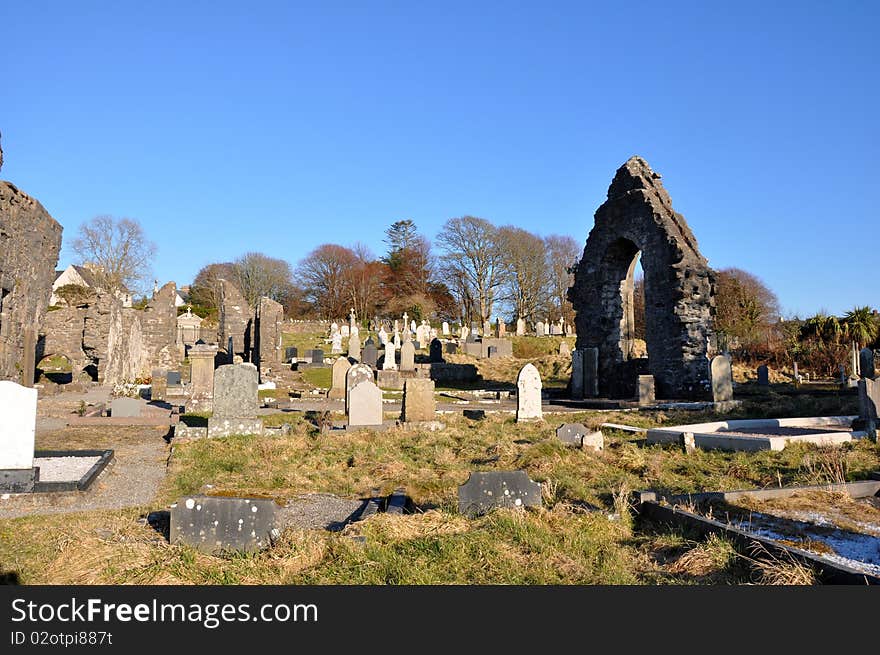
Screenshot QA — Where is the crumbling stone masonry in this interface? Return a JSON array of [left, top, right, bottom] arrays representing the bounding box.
[[0, 179, 63, 385], [140, 282, 178, 371], [217, 279, 251, 360], [254, 296, 283, 367], [568, 156, 715, 399]]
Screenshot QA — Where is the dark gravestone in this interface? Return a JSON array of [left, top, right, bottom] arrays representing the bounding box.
[[445, 343, 459, 355], [0, 468, 36, 493], [487, 346, 498, 359], [429, 338, 444, 363], [166, 371, 182, 386], [311, 349, 324, 364], [556, 423, 589, 446], [860, 347, 875, 379], [285, 346, 297, 362], [170, 495, 278, 555], [227, 336, 234, 363], [757, 364, 769, 386], [362, 341, 379, 369], [466, 331, 478, 344], [458, 471, 542, 517]]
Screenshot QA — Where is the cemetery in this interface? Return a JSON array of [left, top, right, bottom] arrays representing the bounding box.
[[1, 141, 878, 586]]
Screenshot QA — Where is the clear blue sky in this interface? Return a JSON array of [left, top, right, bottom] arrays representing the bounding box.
[[2, 1, 876, 317]]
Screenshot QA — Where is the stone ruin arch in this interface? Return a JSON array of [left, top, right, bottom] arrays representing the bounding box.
[[568, 156, 716, 399]]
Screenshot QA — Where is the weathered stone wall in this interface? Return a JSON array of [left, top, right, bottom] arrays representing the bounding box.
[[0, 180, 63, 383], [141, 281, 178, 370], [568, 156, 715, 399], [217, 279, 251, 359], [255, 297, 283, 366]]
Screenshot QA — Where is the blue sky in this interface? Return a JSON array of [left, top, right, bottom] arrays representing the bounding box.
[[1, 1, 876, 317]]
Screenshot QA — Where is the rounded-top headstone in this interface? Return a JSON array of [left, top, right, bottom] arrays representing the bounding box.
[[516, 363, 543, 422]]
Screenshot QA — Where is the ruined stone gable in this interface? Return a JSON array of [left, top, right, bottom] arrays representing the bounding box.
[[255, 296, 283, 366], [568, 156, 715, 399], [141, 281, 178, 370], [218, 279, 252, 359], [0, 180, 63, 384]]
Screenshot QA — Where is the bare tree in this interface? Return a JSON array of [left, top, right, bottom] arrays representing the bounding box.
[[296, 244, 358, 319], [72, 215, 157, 295], [233, 252, 294, 306], [544, 235, 580, 324], [189, 262, 238, 309], [496, 226, 549, 322], [436, 216, 504, 325]]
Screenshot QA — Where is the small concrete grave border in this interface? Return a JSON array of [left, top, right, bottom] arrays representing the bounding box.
[[646, 416, 863, 452], [635, 476, 880, 585], [31, 449, 114, 493]]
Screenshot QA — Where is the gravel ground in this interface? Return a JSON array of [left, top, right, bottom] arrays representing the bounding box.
[[277, 493, 365, 531], [34, 456, 101, 482]]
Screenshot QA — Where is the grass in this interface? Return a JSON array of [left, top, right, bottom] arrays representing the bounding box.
[[301, 367, 332, 389]]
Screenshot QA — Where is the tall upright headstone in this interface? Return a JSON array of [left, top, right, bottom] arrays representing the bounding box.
[[347, 379, 383, 428], [536, 321, 545, 337], [400, 341, 415, 371], [208, 363, 262, 437], [378, 327, 389, 346], [362, 338, 379, 369], [571, 349, 584, 399], [328, 357, 352, 400], [559, 341, 571, 357], [188, 342, 218, 411], [516, 363, 543, 422], [442, 321, 450, 336], [429, 338, 444, 363], [345, 363, 374, 414], [516, 318, 526, 336], [401, 378, 435, 423], [348, 333, 361, 362], [710, 355, 734, 402], [383, 341, 398, 371], [0, 381, 37, 492], [859, 347, 875, 380], [330, 331, 343, 354]]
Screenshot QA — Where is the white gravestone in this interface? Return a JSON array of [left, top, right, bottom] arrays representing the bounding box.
[[0, 381, 37, 470], [516, 363, 543, 422]]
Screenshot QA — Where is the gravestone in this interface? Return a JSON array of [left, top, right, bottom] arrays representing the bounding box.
[[328, 357, 351, 400], [345, 364, 374, 413], [710, 355, 734, 402], [442, 321, 450, 336], [0, 381, 37, 492], [555, 423, 604, 451], [559, 341, 571, 357], [571, 350, 584, 399], [383, 342, 398, 370], [362, 339, 379, 369], [457, 471, 542, 517], [516, 363, 543, 422], [411, 319, 417, 334], [285, 346, 297, 362], [429, 338, 444, 363], [167, 371, 182, 386], [311, 349, 324, 365], [516, 318, 526, 336], [331, 332, 343, 354], [757, 364, 769, 386], [170, 496, 278, 555], [858, 378, 879, 440], [536, 321, 545, 337], [445, 343, 459, 355], [208, 363, 262, 437], [487, 346, 498, 359], [860, 347, 875, 379], [400, 341, 415, 371], [638, 375, 655, 405], [460, 326, 469, 340], [393, 331, 401, 348], [378, 327, 388, 345], [110, 397, 142, 418], [583, 348, 599, 398], [348, 333, 361, 362], [483, 320, 492, 337], [402, 378, 436, 423], [347, 380, 383, 427], [151, 369, 167, 401], [188, 343, 218, 411], [340, 325, 350, 338], [465, 331, 478, 344]]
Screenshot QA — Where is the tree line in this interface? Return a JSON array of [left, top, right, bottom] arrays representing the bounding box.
[[189, 217, 581, 326]]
